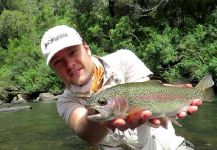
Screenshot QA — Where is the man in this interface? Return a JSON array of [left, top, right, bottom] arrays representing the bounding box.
[[41, 25, 201, 150]]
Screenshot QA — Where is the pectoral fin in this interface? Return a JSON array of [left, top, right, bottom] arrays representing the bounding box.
[[159, 116, 182, 128], [169, 116, 182, 127]]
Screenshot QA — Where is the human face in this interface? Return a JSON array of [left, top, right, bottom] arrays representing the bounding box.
[[49, 43, 94, 87]]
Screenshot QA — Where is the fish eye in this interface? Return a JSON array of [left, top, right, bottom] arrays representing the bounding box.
[[97, 98, 107, 106]]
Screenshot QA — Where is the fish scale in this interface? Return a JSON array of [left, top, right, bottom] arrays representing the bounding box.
[[85, 74, 214, 122]]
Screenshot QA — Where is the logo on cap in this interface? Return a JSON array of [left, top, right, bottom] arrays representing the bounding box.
[[45, 33, 68, 49]]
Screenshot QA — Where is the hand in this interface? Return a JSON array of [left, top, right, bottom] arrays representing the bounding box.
[[104, 110, 173, 130], [177, 99, 202, 119], [104, 110, 152, 131]]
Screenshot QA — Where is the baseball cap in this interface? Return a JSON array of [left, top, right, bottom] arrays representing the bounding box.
[[41, 25, 83, 65]]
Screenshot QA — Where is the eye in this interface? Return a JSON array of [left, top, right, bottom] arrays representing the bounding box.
[[97, 98, 107, 106], [68, 49, 76, 56], [68, 47, 79, 57], [53, 59, 62, 66]]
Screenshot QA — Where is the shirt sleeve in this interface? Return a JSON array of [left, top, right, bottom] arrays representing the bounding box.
[[57, 90, 83, 124], [116, 49, 153, 82]]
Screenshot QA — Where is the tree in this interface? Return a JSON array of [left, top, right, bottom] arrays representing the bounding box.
[[0, 10, 32, 49]]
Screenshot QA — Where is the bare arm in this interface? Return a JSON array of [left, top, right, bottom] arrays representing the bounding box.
[[68, 107, 109, 145]]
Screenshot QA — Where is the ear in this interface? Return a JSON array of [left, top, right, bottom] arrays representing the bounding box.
[[83, 42, 91, 55]]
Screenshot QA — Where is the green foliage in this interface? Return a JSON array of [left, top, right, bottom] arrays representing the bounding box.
[[0, 10, 32, 48], [0, 35, 62, 94], [15, 60, 63, 94], [0, 0, 217, 95], [0, 65, 15, 89], [142, 24, 179, 70], [0, 0, 15, 13]]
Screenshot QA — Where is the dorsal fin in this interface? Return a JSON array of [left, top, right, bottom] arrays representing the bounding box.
[[94, 85, 113, 94]]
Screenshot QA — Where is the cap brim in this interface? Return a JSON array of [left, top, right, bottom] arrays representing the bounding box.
[[46, 39, 82, 65]]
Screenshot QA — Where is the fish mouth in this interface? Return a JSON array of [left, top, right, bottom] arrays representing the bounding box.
[[87, 113, 104, 121], [86, 106, 111, 122]]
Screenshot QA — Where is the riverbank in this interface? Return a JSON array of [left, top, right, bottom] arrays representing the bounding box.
[[0, 85, 58, 104]]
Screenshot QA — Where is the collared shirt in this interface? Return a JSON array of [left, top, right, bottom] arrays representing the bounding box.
[[57, 49, 185, 150]]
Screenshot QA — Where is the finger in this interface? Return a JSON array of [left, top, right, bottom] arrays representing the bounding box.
[[163, 83, 192, 88], [141, 110, 152, 122], [102, 121, 115, 130], [112, 119, 126, 127], [149, 118, 161, 125], [177, 111, 187, 119], [187, 106, 198, 114], [111, 119, 131, 131], [148, 119, 161, 128], [191, 99, 203, 106], [184, 84, 193, 88], [148, 122, 161, 128]]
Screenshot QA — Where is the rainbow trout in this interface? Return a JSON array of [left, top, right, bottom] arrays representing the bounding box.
[[85, 74, 214, 123]]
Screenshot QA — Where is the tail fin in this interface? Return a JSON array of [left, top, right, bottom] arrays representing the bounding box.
[[202, 87, 215, 102], [196, 74, 214, 91], [196, 74, 215, 102]]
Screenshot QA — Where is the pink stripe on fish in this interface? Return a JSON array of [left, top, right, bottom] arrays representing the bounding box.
[[137, 93, 185, 101]]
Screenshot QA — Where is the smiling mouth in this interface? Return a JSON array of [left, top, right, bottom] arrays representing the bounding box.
[[68, 66, 82, 75], [72, 68, 82, 75]]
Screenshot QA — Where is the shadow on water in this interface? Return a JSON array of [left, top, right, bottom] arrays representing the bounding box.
[[0, 98, 217, 150]]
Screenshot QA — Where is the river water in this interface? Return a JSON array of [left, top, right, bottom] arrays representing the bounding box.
[[0, 98, 217, 150]]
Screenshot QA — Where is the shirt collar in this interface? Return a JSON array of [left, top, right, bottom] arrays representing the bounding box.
[[66, 55, 121, 96]]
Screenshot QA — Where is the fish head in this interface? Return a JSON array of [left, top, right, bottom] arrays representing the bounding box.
[[85, 95, 128, 122]]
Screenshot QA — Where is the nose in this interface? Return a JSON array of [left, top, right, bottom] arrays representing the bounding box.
[[65, 57, 75, 72]]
